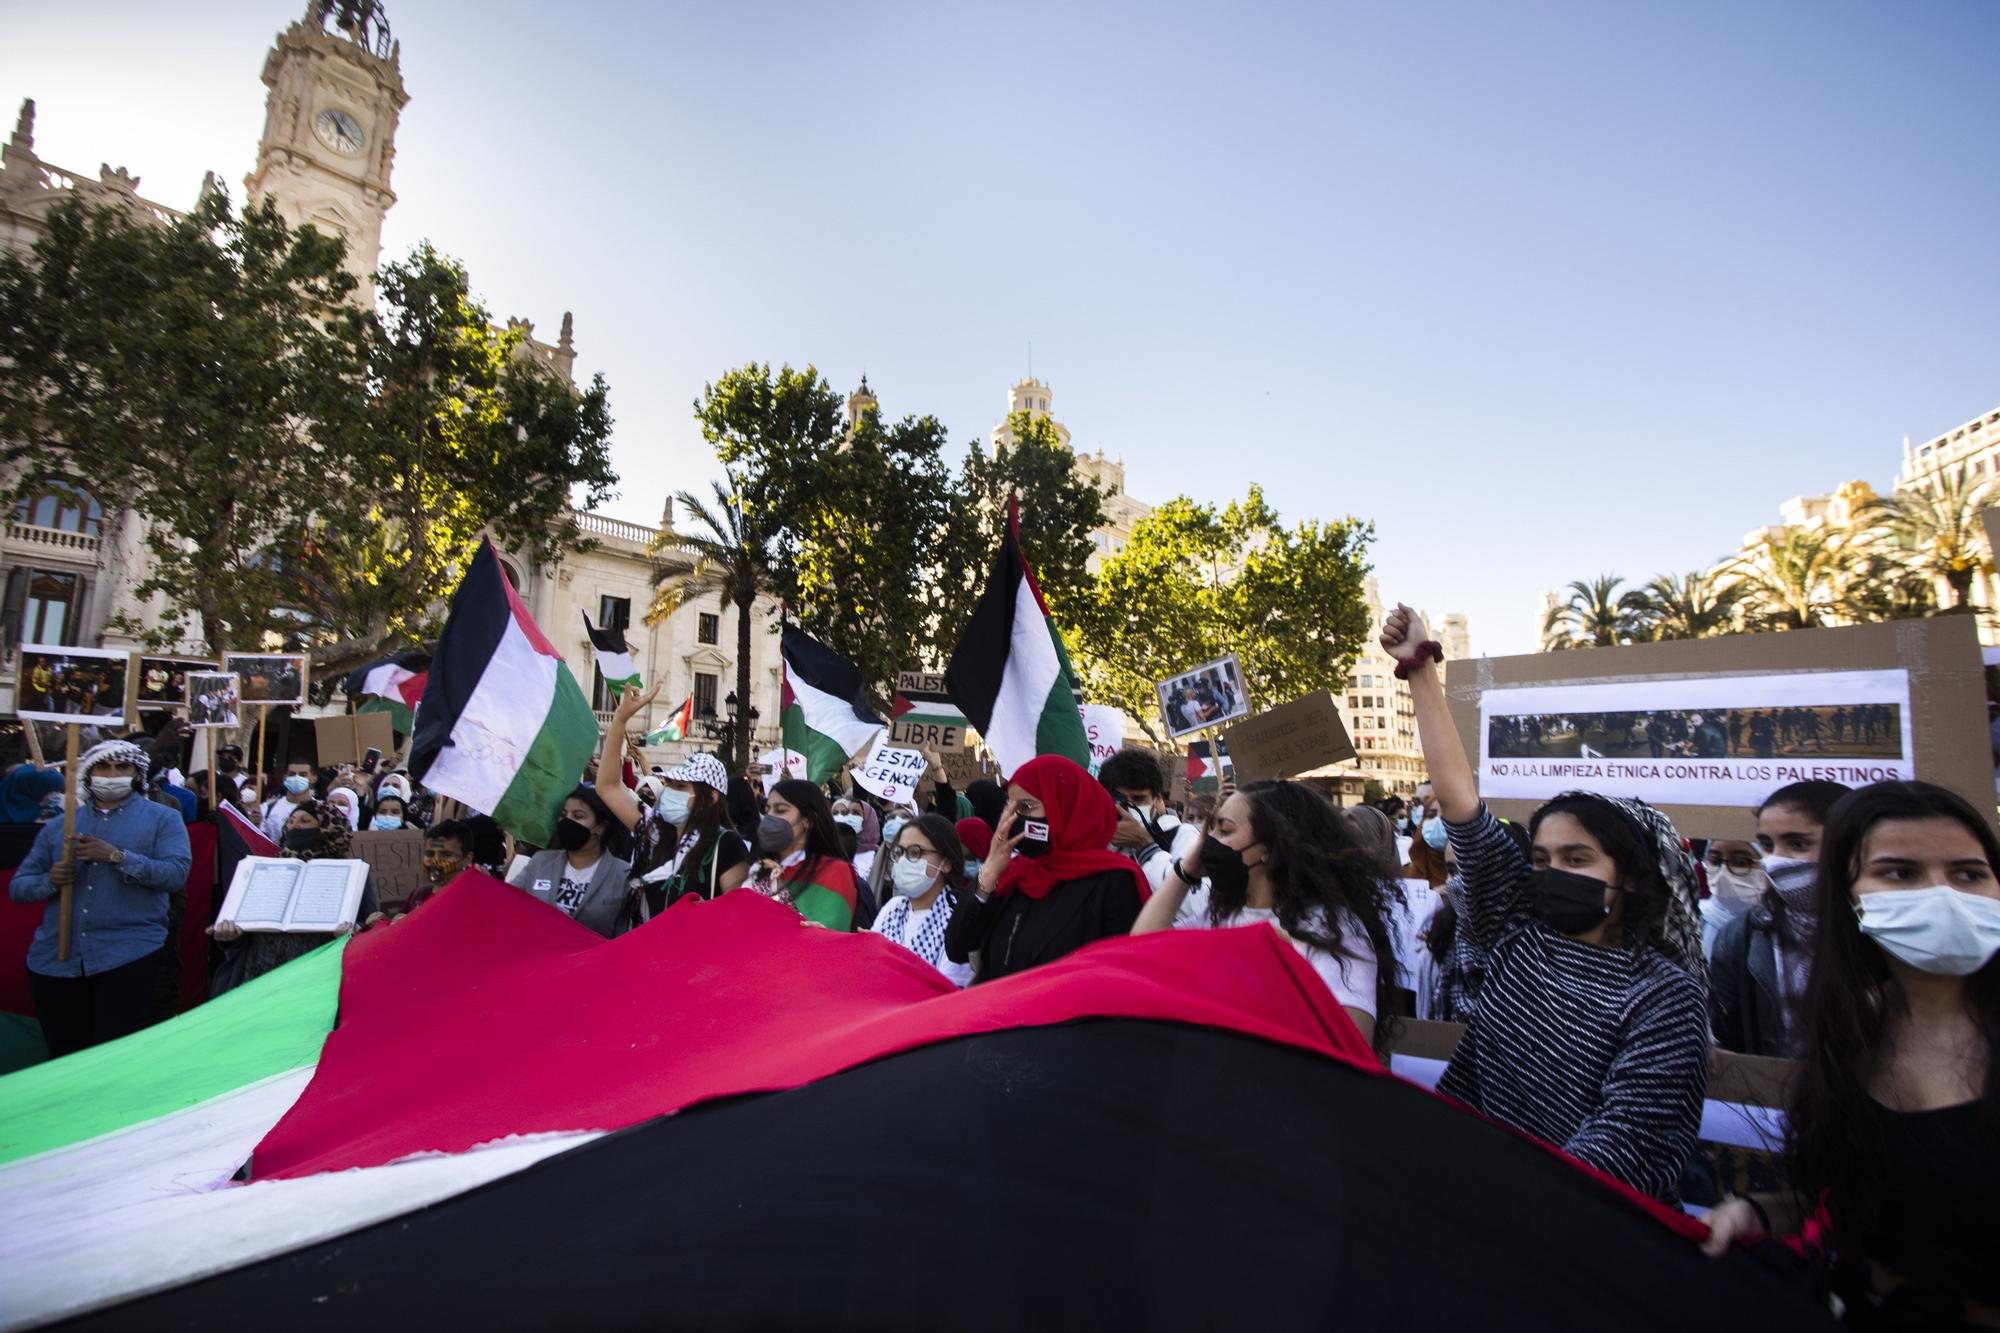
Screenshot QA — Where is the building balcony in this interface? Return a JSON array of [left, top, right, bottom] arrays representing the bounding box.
[[4, 521, 101, 559]]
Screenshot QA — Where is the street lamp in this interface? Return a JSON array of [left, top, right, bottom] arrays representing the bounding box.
[[699, 691, 760, 765]]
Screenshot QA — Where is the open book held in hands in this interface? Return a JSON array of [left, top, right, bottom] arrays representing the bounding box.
[[218, 857, 369, 933]]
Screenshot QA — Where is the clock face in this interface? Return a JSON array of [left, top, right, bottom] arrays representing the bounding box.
[[312, 107, 366, 157]]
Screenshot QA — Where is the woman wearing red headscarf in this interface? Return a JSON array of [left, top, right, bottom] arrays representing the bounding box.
[[945, 755, 1150, 984]]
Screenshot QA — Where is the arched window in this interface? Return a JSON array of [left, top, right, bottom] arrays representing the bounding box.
[[13, 481, 102, 537]]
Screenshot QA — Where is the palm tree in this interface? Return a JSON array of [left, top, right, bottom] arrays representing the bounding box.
[[1722, 527, 1850, 630], [1542, 575, 1644, 649], [1628, 571, 1744, 641], [1859, 466, 1996, 611], [648, 478, 774, 772]]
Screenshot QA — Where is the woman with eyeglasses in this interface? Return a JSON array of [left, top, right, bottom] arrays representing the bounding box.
[[1700, 838, 1768, 963], [866, 813, 974, 987]]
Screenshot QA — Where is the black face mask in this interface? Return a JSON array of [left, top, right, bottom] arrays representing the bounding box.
[[1008, 814, 1052, 859], [553, 817, 593, 853], [282, 828, 323, 853], [1533, 867, 1613, 935], [1198, 837, 1252, 898], [756, 814, 796, 858], [218, 756, 240, 774]]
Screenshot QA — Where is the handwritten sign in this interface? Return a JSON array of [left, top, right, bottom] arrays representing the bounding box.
[[1220, 690, 1355, 785], [350, 828, 427, 906], [1079, 704, 1124, 775], [891, 667, 968, 748], [758, 746, 807, 793], [851, 737, 928, 805]]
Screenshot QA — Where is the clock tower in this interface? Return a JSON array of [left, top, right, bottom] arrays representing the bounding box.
[[243, 2, 409, 302]]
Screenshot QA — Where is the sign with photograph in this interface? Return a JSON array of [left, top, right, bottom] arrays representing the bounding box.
[[224, 653, 309, 705], [135, 656, 220, 709], [1447, 619, 1990, 838], [187, 672, 242, 728], [12, 645, 135, 727], [1479, 670, 1914, 807], [1156, 654, 1250, 739], [1221, 690, 1356, 785]]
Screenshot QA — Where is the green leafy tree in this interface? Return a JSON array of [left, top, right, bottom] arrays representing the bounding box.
[[1627, 571, 1745, 641], [647, 479, 774, 769], [0, 191, 369, 657], [1859, 466, 1995, 611], [1542, 575, 1645, 649], [930, 410, 1110, 661], [1721, 529, 1852, 630], [1068, 487, 1373, 743]]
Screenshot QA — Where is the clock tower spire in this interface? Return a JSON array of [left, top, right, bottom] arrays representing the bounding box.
[[243, 2, 408, 302]]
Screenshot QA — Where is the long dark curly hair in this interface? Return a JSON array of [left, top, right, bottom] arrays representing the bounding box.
[[1785, 781, 2000, 1272], [1208, 780, 1404, 1056]]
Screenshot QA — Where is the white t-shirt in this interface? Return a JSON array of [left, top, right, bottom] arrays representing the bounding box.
[[553, 856, 600, 917], [1179, 904, 1378, 1016]]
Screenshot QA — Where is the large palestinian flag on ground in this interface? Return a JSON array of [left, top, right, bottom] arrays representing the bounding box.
[[0, 877, 1830, 1329], [779, 626, 883, 783], [945, 496, 1092, 778], [409, 540, 599, 845]]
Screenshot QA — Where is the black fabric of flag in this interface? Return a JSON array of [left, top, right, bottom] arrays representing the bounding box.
[[71, 1022, 1829, 1332]]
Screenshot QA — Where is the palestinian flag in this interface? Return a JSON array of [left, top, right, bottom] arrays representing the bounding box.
[[0, 877, 1822, 1328], [779, 627, 883, 783], [944, 496, 1092, 777], [1187, 738, 1231, 791], [409, 540, 599, 845], [641, 695, 694, 746], [341, 651, 430, 733], [581, 611, 642, 696]]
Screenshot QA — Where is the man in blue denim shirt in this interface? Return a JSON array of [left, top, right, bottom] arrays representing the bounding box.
[[10, 738, 192, 1057]]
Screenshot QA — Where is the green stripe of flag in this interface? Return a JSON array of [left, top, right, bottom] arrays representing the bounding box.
[[782, 701, 857, 785], [0, 936, 347, 1167], [490, 663, 602, 845]]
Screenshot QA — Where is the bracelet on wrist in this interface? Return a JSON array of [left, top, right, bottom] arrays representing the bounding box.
[[1392, 642, 1445, 681]]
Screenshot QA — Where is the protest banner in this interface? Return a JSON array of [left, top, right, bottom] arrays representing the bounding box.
[[13, 644, 135, 728], [314, 711, 396, 768], [350, 828, 427, 907], [135, 656, 220, 710], [850, 736, 928, 805], [1220, 690, 1356, 785], [1155, 654, 1250, 739], [223, 652, 309, 706], [1446, 617, 1991, 837], [1079, 704, 1124, 775], [889, 669, 968, 748], [758, 746, 808, 793]]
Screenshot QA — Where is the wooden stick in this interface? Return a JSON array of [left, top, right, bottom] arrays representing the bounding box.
[[57, 723, 79, 962], [254, 704, 268, 808]]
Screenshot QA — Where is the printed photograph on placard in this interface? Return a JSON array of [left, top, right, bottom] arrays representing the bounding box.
[[187, 672, 243, 728], [135, 655, 221, 709], [1155, 654, 1250, 739], [1479, 670, 1916, 808], [12, 644, 134, 726], [223, 653, 308, 705]]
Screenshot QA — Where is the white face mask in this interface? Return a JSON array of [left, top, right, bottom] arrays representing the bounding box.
[[834, 813, 865, 834], [89, 776, 135, 804], [1855, 886, 2000, 976], [656, 789, 693, 828], [890, 855, 936, 898], [1707, 865, 1767, 912]]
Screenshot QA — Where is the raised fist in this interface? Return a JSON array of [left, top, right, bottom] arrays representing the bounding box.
[[1380, 603, 1433, 666]]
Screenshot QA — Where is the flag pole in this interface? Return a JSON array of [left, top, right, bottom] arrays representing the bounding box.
[[56, 723, 79, 962]]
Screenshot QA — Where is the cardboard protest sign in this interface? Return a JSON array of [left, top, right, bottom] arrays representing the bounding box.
[[225, 652, 309, 706], [314, 711, 396, 768], [1447, 618, 1991, 838], [851, 736, 928, 805], [14, 644, 135, 727], [939, 742, 997, 791], [135, 656, 220, 710], [1219, 690, 1355, 784], [889, 669, 968, 748], [350, 828, 427, 907], [1155, 654, 1250, 739], [1079, 704, 1124, 775]]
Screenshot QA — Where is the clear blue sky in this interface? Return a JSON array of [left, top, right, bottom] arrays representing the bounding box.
[[9, 1, 1997, 655]]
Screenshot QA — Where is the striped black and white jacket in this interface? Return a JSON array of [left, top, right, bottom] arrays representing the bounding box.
[[1435, 806, 1708, 1204]]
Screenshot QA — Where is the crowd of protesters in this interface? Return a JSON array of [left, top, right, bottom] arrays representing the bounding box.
[[3, 598, 1996, 1329]]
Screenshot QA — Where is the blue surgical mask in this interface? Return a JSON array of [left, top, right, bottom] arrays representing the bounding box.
[[284, 775, 310, 796], [881, 818, 907, 845], [656, 789, 693, 828], [369, 814, 403, 831], [1422, 817, 1448, 851], [834, 813, 865, 834], [964, 858, 981, 880], [1856, 885, 2000, 976]]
